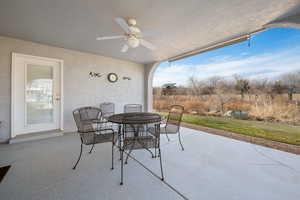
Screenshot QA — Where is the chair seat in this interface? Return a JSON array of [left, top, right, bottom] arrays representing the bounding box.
[[98, 120, 119, 131], [80, 131, 116, 145], [148, 126, 178, 136], [123, 135, 156, 150]]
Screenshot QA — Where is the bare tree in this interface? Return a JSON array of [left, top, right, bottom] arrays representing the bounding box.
[[251, 79, 279, 100], [215, 80, 231, 113], [234, 76, 250, 99], [272, 80, 285, 95], [188, 76, 202, 96], [281, 71, 300, 101], [251, 79, 268, 94], [204, 76, 222, 95]]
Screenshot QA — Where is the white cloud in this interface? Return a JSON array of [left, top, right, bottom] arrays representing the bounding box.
[[153, 47, 300, 87]]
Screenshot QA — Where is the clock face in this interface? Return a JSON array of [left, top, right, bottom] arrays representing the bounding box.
[[107, 73, 118, 83]]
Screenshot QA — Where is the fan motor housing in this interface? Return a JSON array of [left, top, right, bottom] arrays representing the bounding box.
[[127, 18, 137, 26]]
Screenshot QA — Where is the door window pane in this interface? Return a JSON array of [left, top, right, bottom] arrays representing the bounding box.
[[26, 64, 54, 124]]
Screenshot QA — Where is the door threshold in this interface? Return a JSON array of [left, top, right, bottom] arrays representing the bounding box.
[[9, 130, 64, 144]]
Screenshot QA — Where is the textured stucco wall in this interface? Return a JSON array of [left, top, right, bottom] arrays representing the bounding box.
[[0, 36, 145, 141], [144, 62, 160, 112]]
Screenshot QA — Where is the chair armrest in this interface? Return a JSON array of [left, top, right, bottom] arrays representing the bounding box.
[[92, 119, 108, 124], [95, 127, 116, 133]]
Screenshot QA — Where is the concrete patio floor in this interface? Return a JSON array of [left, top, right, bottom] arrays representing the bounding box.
[[0, 127, 299, 200]]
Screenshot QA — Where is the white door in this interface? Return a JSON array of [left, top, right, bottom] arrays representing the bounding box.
[[11, 53, 63, 137]]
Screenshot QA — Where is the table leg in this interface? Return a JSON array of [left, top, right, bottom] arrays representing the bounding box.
[[120, 148, 124, 185], [120, 124, 125, 185], [118, 125, 122, 160]]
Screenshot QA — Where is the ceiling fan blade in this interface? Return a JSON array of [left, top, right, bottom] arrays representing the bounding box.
[[96, 35, 125, 40], [121, 44, 129, 53], [140, 30, 159, 37], [140, 39, 156, 50], [115, 17, 130, 33]]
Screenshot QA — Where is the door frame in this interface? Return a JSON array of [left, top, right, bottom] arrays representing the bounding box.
[[11, 53, 64, 138]]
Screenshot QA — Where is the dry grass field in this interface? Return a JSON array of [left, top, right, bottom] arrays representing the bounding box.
[[154, 94, 300, 124], [154, 94, 300, 145]]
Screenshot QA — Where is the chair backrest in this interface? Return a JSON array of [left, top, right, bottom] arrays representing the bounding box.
[[124, 104, 142, 113], [166, 105, 184, 133], [100, 102, 115, 118], [73, 106, 101, 133]]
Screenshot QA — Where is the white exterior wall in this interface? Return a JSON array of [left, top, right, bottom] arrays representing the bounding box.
[[144, 62, 160, 112], [0, 36, 145, 141]]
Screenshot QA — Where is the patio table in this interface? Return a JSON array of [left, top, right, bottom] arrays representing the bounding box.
[[108, 112, 162, 125], [108, 112, 163, 185]]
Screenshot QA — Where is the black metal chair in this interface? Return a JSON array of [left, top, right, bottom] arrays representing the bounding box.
[[120, 120, 164, 184], [124, 104, 143, 113], [123, 104, 144, 134], [148, 105, 185, 150], [100, 102, 115, 120], [72, 106, 116, 170], [100, 102, 116, 129]]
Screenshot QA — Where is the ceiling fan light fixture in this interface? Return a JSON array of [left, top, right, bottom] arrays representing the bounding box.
[[129, 26, 141, 34], [127, 18, 137, 26], [96, 17, 157, 52], [127, 36, 140, 48]]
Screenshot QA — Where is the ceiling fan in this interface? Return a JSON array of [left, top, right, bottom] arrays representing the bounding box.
[[96, 18, 157, 53]]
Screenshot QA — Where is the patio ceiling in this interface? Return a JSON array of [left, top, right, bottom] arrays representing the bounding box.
[[0, 0, 300, 64]]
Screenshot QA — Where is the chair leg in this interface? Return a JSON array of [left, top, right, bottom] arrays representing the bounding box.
[[138, 141, 155, 158], [125, 147, 133, 164], [178, 131, 184, 151], [158, 148, 164, 181], [111, 143, 114, 170], [89, 143, 95, 154], [165, 133, 170, 141], [73, 143, 83, 170], [120, 149, 124, 185]]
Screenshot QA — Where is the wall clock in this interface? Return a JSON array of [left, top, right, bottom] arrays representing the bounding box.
[[107, 73, 118, 83]]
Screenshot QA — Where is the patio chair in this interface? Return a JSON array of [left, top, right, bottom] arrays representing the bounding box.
[[100, 102, 116, 129], [148, 105, 185, 150], [124, 104, 143, 113], [72, 106, 116, 170], [121, 121, 164, 184], [100, 102, 115, 120], [123, 104, 144, 135]]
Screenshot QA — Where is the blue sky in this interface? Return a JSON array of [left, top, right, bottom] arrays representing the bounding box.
[[153, 28, 300, 87]]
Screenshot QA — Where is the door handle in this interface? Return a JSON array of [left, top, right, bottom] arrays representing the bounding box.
[[53, 95, 60, 101]]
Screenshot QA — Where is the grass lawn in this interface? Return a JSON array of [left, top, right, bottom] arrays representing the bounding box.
[[159, 112, 300, 146]]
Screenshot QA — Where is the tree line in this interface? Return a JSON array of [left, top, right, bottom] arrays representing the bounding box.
[[154, 70, 300, 101]]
